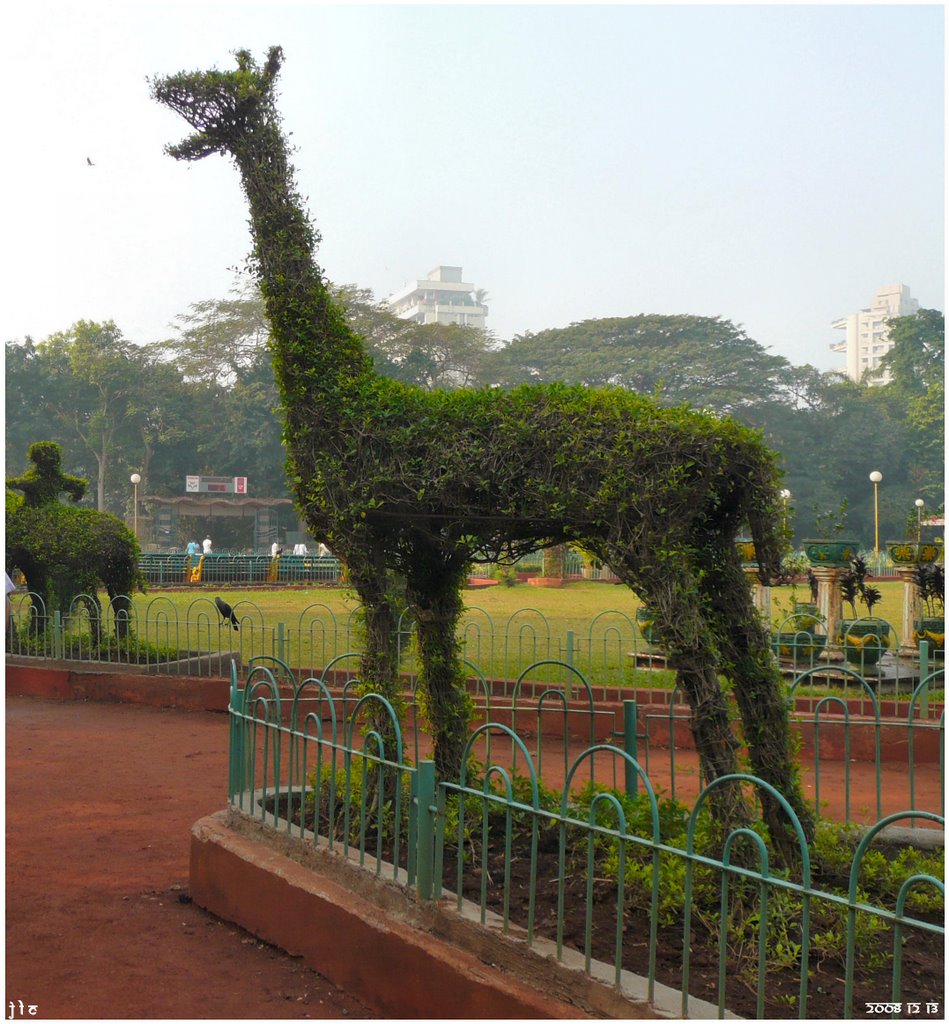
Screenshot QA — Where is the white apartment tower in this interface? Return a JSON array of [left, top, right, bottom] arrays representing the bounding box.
[[830, 284, 919, 383], [387, 266, 488, 329]]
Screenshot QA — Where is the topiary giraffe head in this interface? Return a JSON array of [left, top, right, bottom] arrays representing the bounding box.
[[151, 46, 284, 163]]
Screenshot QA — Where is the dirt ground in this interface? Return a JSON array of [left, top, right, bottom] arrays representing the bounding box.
[[5, 696, 375, 1020], [6, 693, 943, 1020]]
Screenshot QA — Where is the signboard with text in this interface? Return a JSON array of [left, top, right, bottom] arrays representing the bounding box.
[[185, 475, 248, 494]]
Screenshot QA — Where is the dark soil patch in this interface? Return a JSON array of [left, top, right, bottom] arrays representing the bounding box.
[[268, 792, 944, 1020]]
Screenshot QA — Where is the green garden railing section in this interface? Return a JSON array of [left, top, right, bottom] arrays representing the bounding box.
[[137, 551, 343, 586], [228, 657, 944, 1020], [7, 591, 945, 826]]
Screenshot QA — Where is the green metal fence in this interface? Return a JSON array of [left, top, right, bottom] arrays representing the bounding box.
[[8, 592, 945, 829], [138, 551, 343, 586], [226, 661, 945, 1019]]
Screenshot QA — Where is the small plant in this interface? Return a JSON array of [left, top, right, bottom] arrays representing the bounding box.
[[839, 556, 881, 618], [913, 562, 945, 617], [491, 565, 518, 588], [812, 499, 849, 537]]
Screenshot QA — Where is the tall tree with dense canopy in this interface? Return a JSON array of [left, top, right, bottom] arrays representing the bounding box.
[[489, 314, 793, 414]]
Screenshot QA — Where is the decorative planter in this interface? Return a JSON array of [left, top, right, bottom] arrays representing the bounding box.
[[914, 617, 945, 658], [772, 631, 827, 661], [886, 540, 944, 566], [837, 618, 892, 666], [636, 607, 656, 643], [803, 539, 861, 569], [788, 605, 822, 633], [736, 539, 757, 565]]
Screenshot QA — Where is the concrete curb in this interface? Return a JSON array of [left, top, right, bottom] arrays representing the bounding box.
[[190, 812, 590, 1019]]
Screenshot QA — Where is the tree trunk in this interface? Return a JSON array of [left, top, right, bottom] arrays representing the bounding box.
[[542, 543, 566, 580], [633, 568, 752, 837]]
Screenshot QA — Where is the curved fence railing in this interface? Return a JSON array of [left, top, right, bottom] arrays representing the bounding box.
[[7, 592, 944, 829], [6, 592, 937, 692], [226, 663, 945, 1020]]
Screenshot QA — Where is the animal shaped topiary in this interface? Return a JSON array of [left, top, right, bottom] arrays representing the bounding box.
[[152, 48, 811, 850]]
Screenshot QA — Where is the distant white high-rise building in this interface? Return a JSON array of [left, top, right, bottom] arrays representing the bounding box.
[[830, 284, 919, 383], [387, 266, 488, 329]]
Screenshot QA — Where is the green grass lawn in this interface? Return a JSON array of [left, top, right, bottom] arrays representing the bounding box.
[[116, 579, 916, 694], [130, 578, 907, 635], [12, 576, 934, 698]]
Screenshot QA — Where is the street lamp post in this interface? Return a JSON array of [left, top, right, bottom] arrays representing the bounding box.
[[779, 489, 791, 542], [130, 473, 141, 540], [915, 498, 925, 545], [869, 470, 883, 562]]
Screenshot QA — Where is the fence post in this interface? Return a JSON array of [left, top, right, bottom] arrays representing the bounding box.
[[415, 760, 436, 901], [565, 630, 575, 700], [276, 621, 286, 665], [623, 700, 639, 798], [228, 660, 245, 801], [919, 639, 930, 716], [52, 610, 64, 660]]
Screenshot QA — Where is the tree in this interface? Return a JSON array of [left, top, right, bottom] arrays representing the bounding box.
[[5, 337, 70, 472], [372, 321, 495, 389], [34, 321, 149, 512], [488, 315, 793, 414], [162, 279, 272, 386], [876, 309, 945, 397], [876, 309, 945, 508], [333, 284, 496, 389]]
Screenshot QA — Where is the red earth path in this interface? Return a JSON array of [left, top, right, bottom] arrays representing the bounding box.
[[5, 696, 375, 1020], [6, 691, 941, 1019]]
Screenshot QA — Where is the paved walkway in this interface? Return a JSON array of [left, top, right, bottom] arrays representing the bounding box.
[[5, 696, 374, 1020]]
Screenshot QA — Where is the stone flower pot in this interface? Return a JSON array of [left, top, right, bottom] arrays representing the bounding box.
[[837, 618, 892, 666], [736, 539, 757, 565], [772, 630, 827, 663], [636, 607, 656, 643], [914, 617, 945, 658], [885, 540, 944, 566], [803, 539, 861, 569]]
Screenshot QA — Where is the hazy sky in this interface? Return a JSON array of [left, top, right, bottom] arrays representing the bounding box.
[[5, 2, 944, 372]]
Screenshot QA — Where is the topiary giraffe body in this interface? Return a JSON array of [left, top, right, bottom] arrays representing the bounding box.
[[153, 48, 811, 848]]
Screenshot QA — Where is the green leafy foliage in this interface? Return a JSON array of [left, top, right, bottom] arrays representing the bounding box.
[[151, 47, 810, 846], [6, 442, 142, 621]]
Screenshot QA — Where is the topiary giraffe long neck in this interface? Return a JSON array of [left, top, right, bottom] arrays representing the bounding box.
[[152, 48, 372, 464]]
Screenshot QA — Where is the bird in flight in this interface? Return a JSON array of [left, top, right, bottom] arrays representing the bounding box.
[[86, 157, 95, 166]]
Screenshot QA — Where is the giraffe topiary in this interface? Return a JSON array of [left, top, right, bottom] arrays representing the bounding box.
[[153, 48, 811, 848]]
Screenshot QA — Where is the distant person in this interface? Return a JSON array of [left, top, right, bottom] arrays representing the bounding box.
[[292, 542, 307, 556], [5, 572, 16, 631], [203, 537, 213, 555], [271, 541, 284, 558], [317, 543, 330, 557], [186, 540, 200, 557]]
